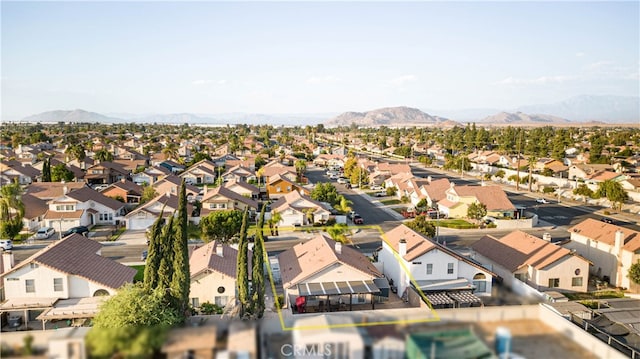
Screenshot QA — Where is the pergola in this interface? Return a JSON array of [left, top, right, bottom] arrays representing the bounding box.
[[0, 297, 59, 330], [296, 280, 381, 312], [36, 297, 107, 330]]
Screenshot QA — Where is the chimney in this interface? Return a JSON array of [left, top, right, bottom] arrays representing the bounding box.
[[335, 241, 342, 254], [80, 161, 85, 170], [216, 243, 223, 257], [427, 175, 432, 183], [63, 185, 68, 195], [204, 185, 208, 195], [2, 251, 15, 273], [449, 182, 455, 189], [543, 233, 552, 242], [121, 178, 126, 183], [398, 239, 407, 258], [165, 191, 171, 198], [615, 230, 624, 252]]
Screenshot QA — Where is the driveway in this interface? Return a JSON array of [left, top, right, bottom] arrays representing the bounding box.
[[116, 229, 148, 245]]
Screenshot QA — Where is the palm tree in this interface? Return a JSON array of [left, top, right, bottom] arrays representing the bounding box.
[[303, 208, 315, 226], [94, 148, 113, 162], [0, 180, 25, 240], [295, 159, 307, 183], [267, 210, 282, 236], [327, 223, 349, 244], [162, 142, 179, 161], [333, 195, 353, 214]]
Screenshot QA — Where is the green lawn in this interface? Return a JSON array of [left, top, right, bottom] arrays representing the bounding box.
[[109, 227, 127, 241], [380, 199, 401, 206], [564, 290, 625, 301], [435, 219, 477, 229], [130, 265, 145, 283]]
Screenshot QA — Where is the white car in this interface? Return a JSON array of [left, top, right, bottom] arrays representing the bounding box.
[[337, 178, 348, 184], [536, 198, 549, 204], [370, 185, 384, 191], [0, 239, 13, 251], [35, 227, 55, 239]]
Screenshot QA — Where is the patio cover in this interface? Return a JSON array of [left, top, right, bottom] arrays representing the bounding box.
[[0, 297, 58, 312], [36, 296, 108, 321], [297, 280, 380, 297], [413, 278, 474, 292]]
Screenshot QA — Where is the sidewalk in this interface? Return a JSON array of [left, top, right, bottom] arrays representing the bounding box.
[[352, 188, 406, 221]]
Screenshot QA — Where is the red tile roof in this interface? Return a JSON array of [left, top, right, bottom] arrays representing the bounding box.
[[570, 218, 640, 252]]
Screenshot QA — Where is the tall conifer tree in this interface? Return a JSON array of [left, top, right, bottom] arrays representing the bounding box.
[[236, 208, 250, 317], [170, 179, 190, 319], [251, 205, 266, 318], [143, 208, 165, 292]]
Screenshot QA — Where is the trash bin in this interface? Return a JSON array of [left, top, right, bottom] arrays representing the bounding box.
[[495, 327, 512, 356]]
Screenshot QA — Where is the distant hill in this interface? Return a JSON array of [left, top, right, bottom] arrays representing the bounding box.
[[325, 106, 458, 127], [23, 109, 120, 123], [516, 95, 639, 123], [480, 112, 571, 125]]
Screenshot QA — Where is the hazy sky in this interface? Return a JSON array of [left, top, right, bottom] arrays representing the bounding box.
[[2, 1, 638, 119]]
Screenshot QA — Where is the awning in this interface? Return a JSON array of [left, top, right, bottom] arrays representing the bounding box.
[[297, 280, 380, 296], [0, 297, 59, 312], [448, 291, 482, 304], [425, 292, 456, 306]]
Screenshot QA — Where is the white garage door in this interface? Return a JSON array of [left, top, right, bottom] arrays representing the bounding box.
[[127, 217, 156, 230]]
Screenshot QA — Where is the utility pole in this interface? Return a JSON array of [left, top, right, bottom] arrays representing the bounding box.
[[516, 130, 523, 191]]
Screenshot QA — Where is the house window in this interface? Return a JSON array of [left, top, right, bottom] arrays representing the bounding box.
[[215, 296, 227, 307], [25, 279, 35, 293], [276, 187, 282, 192], [426, 263, 433, 275], [219, 203, 226, 209], [473, 273, 487, 293], [55, 205, 75, 211], [191, 297, 199, 308], [30, 263, 39, 269], [548, 278, 560, 288], [287, 186, 292, 191], [99, 213, 113, 221], [54, 278, 63, 292], [572, 277, 583, 287], [357, 293, 366, 303], [515, 273, 526, 282], [447, 263, 454, 274], [217, 286, 225, 294], [209, 203, 216, 209]]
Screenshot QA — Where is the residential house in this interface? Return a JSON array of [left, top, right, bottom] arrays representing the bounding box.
[[153, 174, 202, 202], [568, 164, 613, 181], [586, 170, 626, 185], [471, 231, 590, 293], [278, 234, 383, 311], [125, 192, 195, 230], [223, 180, 260, 200], [0, 234, 135, 323], [100, 179, 143, 205], [161, 325, 218, 359], [26, 182, 88, 201], [438, 184, 515, 219], [180, 159, 218, 185], [132, 165, 171, 185], [0, 162, 39, 185], [313, 154, 345, 168], [225, 157, 256, 171], [44, 187, 127, 231], [266, 174, 309, 199], [200, 186, 258, 217], [113, 158, 149, 174], [409, 178, 451, 208], [564, 218, 640, 290], [189, 241, 250, 309], [260, 161, 298, 183], [379, 224, 494, 301], [84, 161, 129, 187], [270, 190, 331, 227], [114, 147, 147, 161], [221, 165, 256, 183], [22, 194, 48, 232]]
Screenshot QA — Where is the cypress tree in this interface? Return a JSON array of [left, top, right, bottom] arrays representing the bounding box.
[[170, 179, 190, 319], [251, 205, 266, 318], [157, 214, 175, 299], [42, 158, 51, 182], [236, 208, 250, 317], [143, 207, 165, 292]]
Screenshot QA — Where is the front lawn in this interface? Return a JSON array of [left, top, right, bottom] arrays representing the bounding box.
[[380, 199, 401, 206], [564, 290, 625, 301], [130, 265, 145, 283], [435, 219, 477, 229]]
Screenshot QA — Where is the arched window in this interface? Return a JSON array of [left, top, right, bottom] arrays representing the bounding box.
[[93, 289, 109, 296], [473, 273, 487, 293]]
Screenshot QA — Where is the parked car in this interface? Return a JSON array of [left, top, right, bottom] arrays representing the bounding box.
[[141, 250, 148, 261], [62, 226, 89, 237], [0, 239, 13, 251], [374, 191, 386, 197], [337, 177, 348, 184], [601, 217, 614, 224], [352, 215, 364, 225], [370, 185, 384, 191], [536, 198, 548, 204], [35, 227, 55, 239], [93, 184, 109, 191]]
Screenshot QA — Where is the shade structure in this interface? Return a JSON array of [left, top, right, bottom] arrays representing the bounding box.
[[297, 280, 380, 296]]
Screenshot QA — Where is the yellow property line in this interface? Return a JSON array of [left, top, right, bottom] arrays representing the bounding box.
[[263, 225, 441, 331]]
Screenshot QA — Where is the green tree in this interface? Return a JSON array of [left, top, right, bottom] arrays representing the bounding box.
[[51, 164, 74, 182], [237, 208, 250, 317], [334, 195, 353, 214], [143, 209, 166, 292], [65, 144, 86, 162], [200, 210, 243, 243], [494, 170, 505, 179], [573, 184, 595, 199], [405, 215, 436, 238], [156, 215, 176, 300], [94, 148, 114, 162], [170, 179, 190, 319], [386, 186, 397, 196], [85, 283, 180, 358], [268, 210, 282, 236], [140, 184, 157, 204], [310, 182, 340, 206], [327, 223, 350, 244], [42, 157, 51, 182], [294, 159, 307, 183], [0, 180, 24, 240], [251, 205, 266, 318], [596, 180, 629, 211], [629, 261, 640, 285], [467, 202, 487, 222]]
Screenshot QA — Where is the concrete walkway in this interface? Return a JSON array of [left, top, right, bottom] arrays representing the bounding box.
[[116, 229, 148, 245]]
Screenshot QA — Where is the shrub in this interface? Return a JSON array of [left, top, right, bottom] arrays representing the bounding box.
[[542, 187, 555, 194]]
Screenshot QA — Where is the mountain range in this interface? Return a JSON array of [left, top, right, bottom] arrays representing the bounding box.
[[15, 94, 639, 126]]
